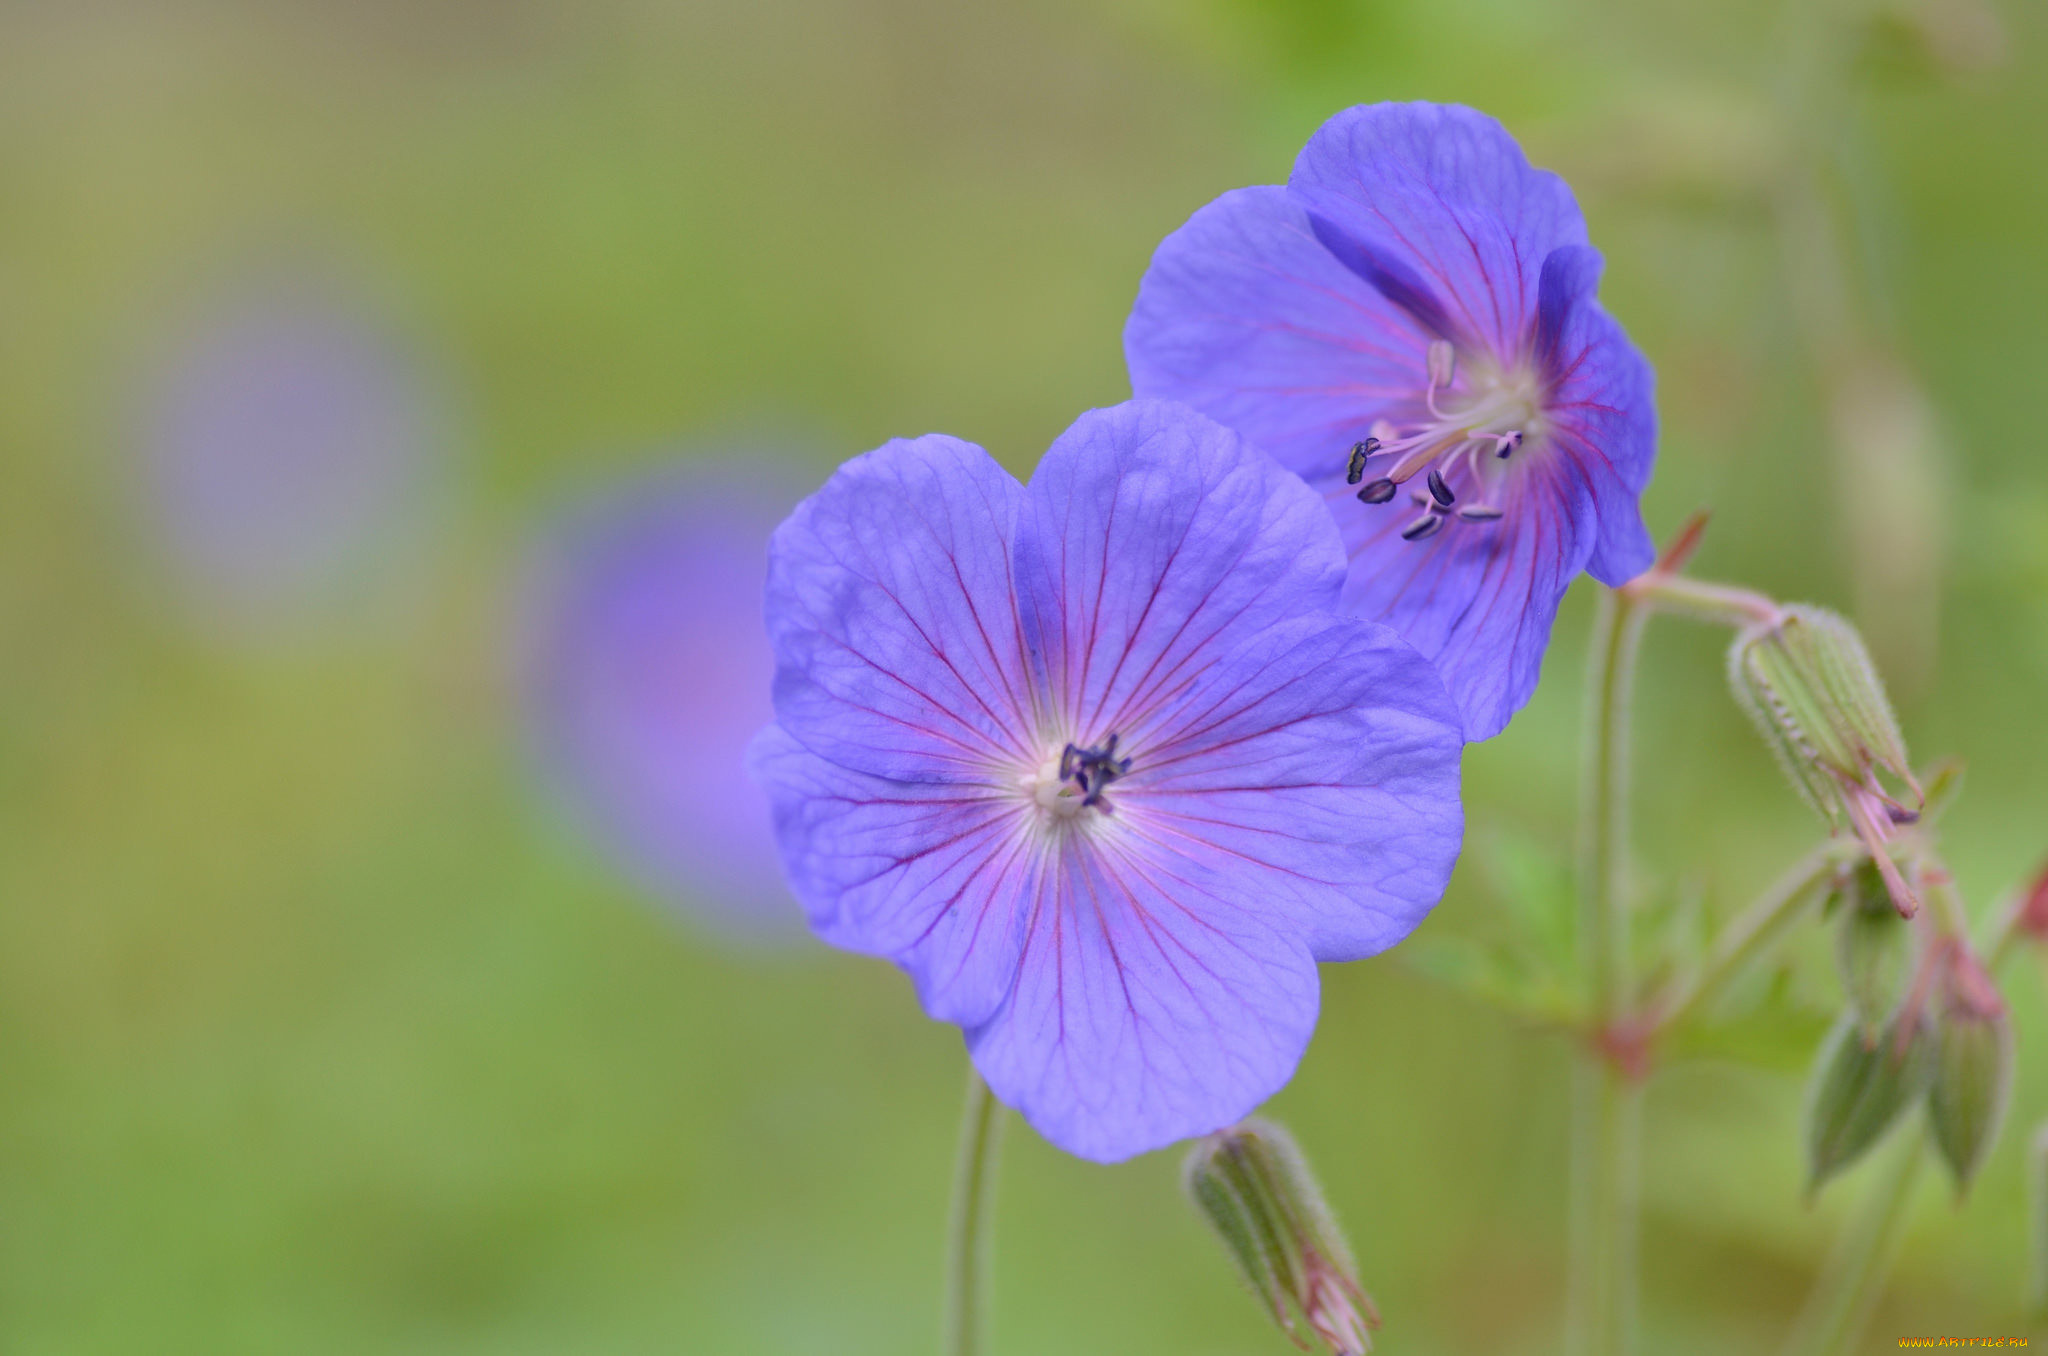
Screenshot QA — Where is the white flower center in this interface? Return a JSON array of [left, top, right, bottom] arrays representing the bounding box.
[[1019, 734, 1133, 827], [1025, 754, 1089, 820]]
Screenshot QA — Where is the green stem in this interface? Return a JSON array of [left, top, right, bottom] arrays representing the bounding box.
[[943, 1066, 1005, 1356], [1648, 841, 1858, 1041], [1619, 571, 1783, 631], [1780, 1131, 1927, 1356], [1580, 590, 1647, 1021], [1568, 587, 1649, 1356], [1570, 1057, 1643, 1356]]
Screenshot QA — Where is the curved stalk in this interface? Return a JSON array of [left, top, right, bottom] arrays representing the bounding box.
[[1647, 841, 1856, 1041], [944, 1066, 1005, 1356]]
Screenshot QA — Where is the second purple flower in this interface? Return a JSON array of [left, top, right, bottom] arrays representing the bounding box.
[[1125, 102, 1658, 741]]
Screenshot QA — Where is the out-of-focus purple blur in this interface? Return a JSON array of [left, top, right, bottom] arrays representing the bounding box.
[[133, 275, 450, 631], [519, 462, 806, 941]]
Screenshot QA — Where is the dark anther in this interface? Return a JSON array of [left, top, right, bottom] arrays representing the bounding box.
[[1457, 506, 1503, 522], [1426, 467, 1455, 506], [1495, 431, 1523, 459], [1344, 438, 1381, 485], [1357, 478, 1396, 505], [1064, 732, 1134, 809], [1401, 513, 1444, 542]]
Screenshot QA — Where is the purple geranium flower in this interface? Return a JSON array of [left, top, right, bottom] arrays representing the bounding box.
[[1125, 102, 1657, 741], [521, 464, 802, 940], [751, 400, 1463, 1161]]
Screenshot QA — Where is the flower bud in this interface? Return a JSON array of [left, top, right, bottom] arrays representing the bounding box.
[[1727, 607, 1922, 915], [1805, 1010, 1934, 1195], [1925, 947, 2013, 1193], [1183, 1120, 1379, 1355], [1834, 863, 1911, 1040]]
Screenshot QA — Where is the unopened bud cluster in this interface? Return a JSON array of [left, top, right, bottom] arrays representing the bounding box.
[[1728, 607, 1923, 915], [1184, 1120, 1378, 1355], [1807, 933, 2013, 1196]]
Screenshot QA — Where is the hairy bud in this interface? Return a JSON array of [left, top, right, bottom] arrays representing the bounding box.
[[1184, 1120, 1379, 1355], [1805, 1011, 1934, 1195], [1926, 947, 2013, 1193], [1727, 608, 1922, 914]]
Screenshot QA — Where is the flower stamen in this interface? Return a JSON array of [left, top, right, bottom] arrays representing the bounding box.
[[1338, 347, 1544, 545], [1046, 733, 1133, 814]]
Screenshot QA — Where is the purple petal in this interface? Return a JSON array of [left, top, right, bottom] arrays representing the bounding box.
[[1286, 102, 1589, 359], [766, 435, 1036, 783], [749, 725, 1033, 1026], [965, 830, 1322, 1163], [1543, 276, 1658, 587], [1013, 399, 1348, 735], [1332, 466, 1591, 743], [1123, 612, 1465, 961], [1534, 244, 1603, 378], [1124, 186, 1428, 476], [1306, 212, 1462, 342]]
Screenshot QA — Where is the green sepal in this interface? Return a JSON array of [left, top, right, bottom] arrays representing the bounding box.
[[1834, 867, 1910, 1039], [1726, 607, 1917, 824], [1805, 1010, 1934, 1196], [1183, 1120, 1374, 1354], [1926, 993, 2014, 1194]]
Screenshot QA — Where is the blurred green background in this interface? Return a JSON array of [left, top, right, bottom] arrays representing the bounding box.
[[2, 1, 2044, 1352]]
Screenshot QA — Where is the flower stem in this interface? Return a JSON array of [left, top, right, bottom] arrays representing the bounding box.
[[1646, 840, 1858, 1042], [1568, 587, 1649, 1356], [1569, 1056, 1643, 1356], [1580, 589, 1647, 1021], [1780, 1129, 1927, 1356], [1618, 570, 1782, 631], [944, 1066, 1005, 1356]]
